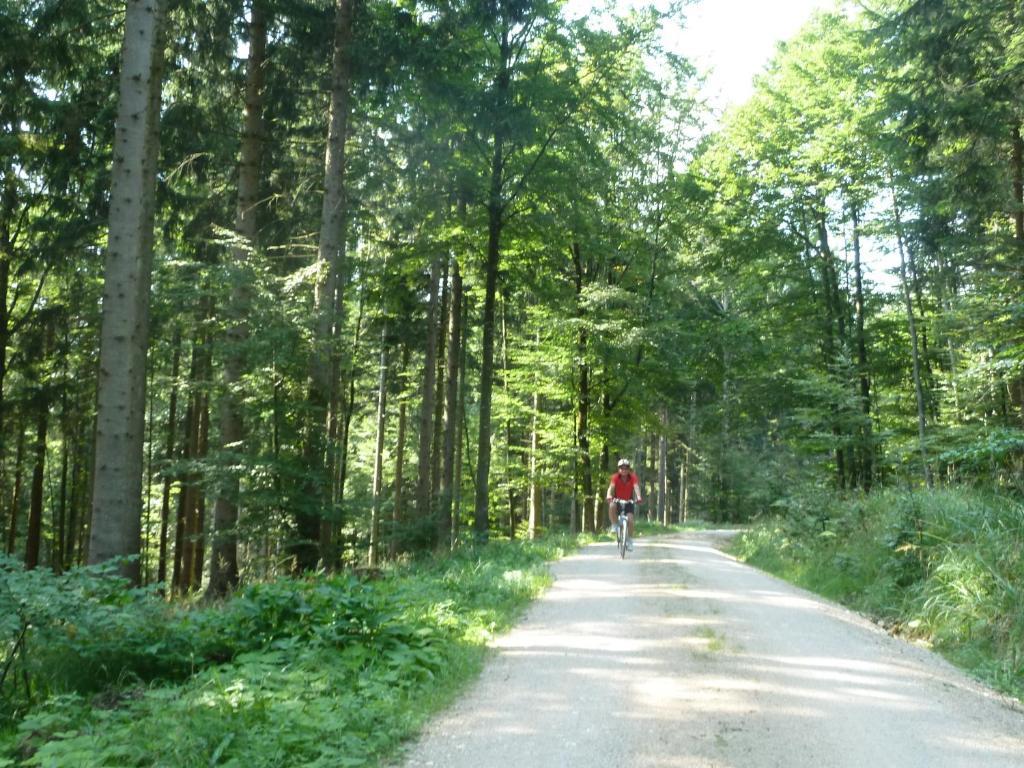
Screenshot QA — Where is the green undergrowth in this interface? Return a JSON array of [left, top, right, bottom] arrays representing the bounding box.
[[636, 519, 717, 535], [0, 535, 576, 767], [731, 487, 1024, 700], [609, 518, 721, 540]]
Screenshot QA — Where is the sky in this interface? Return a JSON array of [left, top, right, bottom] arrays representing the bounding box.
[[672, 0, 837, 111], [668, 0, 898, 286], [567, 0, 838, 113], [563, 0, 900, 286]]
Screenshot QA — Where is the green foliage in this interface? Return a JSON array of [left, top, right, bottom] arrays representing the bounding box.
[[1, 537, 572, 766], [936, 427, 1024, 489], [632, 519, 720, 538], [0, 557, 194, 722], [10, 0, 1024, 755], [733, 487, 1024, 699]]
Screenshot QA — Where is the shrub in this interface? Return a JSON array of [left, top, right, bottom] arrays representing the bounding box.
[[2, 536, 570, 767], [0, 557, 195, 724], [733, 486, 1024, 699]]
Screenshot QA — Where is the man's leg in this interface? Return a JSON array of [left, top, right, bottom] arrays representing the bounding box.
[[608, 500, 618, 529]]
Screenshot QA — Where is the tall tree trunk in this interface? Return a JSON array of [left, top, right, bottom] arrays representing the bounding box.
[[324, 281, 360, 569], [88, 0, 166, 583], [439, 258, 462, 549], [658, 413, 668, 526], [390, 346, 410, 558], [1011, 124, 1024, 422], [191, 310, 214, 591], [25, 401, 48, 570], [177, 420, 198, 591], [679, 453, 687, 525], [719, 292, 731, 520], [431, 261, 449, 501], [25, 318, 54, 570], [271, 365, 283, 549], [892, 185, 932, 487], [158, 328, 180, 586], [453, 298, 469, 545], [572, 243, 593, 534], [685, 391, 695, 522], [569, 431, 578, 535], [323, 353, 341, 565], [191, 397, 209, 588], [647, 434, 656, 522], [527, 330, 541, 540], [416, 257, 441, 534], [176, 390, 202, 594], [817, 215, 847, 344], [80, 417, 96, 564], [472, 191, 501, 539], [910, 226, 940, 422], [331, 291, 365, 567], [935, 249, 963, 422], [599, 440, 610, 530], [0, 155, 44, 521], [5, 426, 25, 555], [851, 205, 873, 491], [1013, 125, 1024, 248], [298, 0, 353, 571], [56, 410, 69, 573], [174, 328, 210, 593], [473, 21, 511, 542], [144, 365, 155, 583], [816, 214, 848, 490], [65, 417, 84, 567], [500, 292, 515, 539], [528, 389, 541, 539], [208, 0, 267, 598], [0, 187, 12, 490], [369, 323, 389, 567], [172, 436, 187, 590]]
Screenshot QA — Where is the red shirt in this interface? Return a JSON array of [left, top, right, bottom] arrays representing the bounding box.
[[609, 471, 639, 500]]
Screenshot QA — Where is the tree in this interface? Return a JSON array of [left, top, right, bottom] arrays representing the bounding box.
[[89, 0, 167, 582], [207, 0, 268, 598], [297, 0, 355, 571]]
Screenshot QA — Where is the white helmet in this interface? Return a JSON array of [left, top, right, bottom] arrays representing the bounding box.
[[617, 458, 631, 468]]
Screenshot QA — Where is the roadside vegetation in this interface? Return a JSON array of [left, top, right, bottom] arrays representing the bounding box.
[[6, 0, 1024, 760], [732, 487, 1024, 701], [630, 519, 719, 538], [0, 537, 577, 768]]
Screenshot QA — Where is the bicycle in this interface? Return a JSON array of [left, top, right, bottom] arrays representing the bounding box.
[[614, 499, 635, 559]]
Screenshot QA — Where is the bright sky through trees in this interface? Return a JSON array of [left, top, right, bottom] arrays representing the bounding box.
[[566, 0, 838, 112], [567, 0, 897, 285], [671, 0, 838, 111]]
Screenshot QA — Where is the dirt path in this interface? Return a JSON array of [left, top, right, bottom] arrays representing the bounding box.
[[393, 532, 1024, 768]]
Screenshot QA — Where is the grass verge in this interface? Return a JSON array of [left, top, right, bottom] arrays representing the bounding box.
[[729, 487, 1024, 701], [0, 535, 578, 767]]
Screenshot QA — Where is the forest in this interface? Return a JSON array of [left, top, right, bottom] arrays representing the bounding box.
[[2, 0, 1024, 762]]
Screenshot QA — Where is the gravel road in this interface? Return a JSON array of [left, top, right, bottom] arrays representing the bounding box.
[[393, 531, 1024, 768]]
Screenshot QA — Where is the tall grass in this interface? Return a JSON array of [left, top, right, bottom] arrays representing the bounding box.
[[732, 487, 1024, 699]]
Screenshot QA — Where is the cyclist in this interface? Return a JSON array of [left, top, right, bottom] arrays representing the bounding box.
[[606, 458, 642, 550]]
